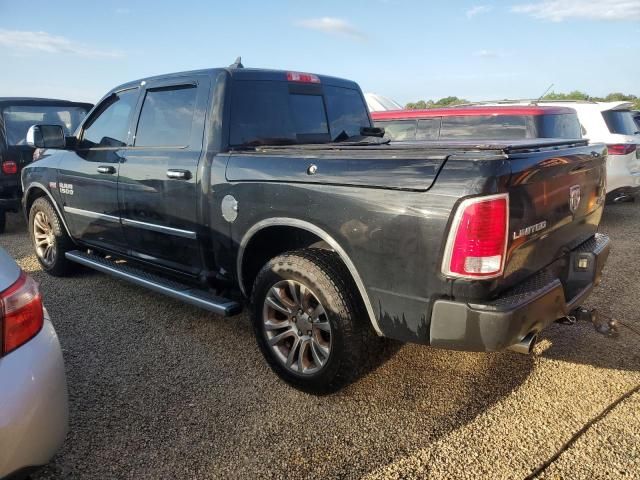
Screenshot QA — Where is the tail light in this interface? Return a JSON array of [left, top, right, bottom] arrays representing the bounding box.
[[287, 71, 321, 84], [1, 271, 44, 356], [442, 194, 509, 279], [607, 144, 637, 156], [1, 160, 18, 175]]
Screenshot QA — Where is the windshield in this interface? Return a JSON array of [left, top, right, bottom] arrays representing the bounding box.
[[602, 110, 639, 135], [1, 105, 90, 146], [229, 81, 371, 146]]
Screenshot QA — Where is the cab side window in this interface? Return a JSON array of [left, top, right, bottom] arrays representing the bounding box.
[[81, 89, 138, 148], [134, 85, 197, 147]]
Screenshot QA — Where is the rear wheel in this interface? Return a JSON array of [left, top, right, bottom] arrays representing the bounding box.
[[29, 197, 74, 276], [0, 209, 5, 234], [251, 249, 378, 393]]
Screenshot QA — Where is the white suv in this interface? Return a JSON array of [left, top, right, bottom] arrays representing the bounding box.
[[471, 101, 640, 202], [539, 102, 640, 201]]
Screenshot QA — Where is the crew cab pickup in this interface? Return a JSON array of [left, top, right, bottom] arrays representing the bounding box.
[[21, 65, 610, 392], [371, 105, 583, 142]]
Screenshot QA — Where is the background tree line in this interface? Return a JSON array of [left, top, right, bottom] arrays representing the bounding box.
[[405, 92, 640, 110]]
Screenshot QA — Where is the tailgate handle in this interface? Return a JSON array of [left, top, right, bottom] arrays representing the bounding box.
[[97, 165, 116, 174], [167, 169, 192, 180]]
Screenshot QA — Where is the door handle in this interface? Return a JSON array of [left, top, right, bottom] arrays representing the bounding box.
[[97, 165, 116, 174], [166, 169, 192, 180]]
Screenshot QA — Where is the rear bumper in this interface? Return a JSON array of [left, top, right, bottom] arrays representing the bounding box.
[[0, 197, 20, 211], [0, 311, 68, 479], [429, 233, 610, 352], [0, 181, 20, 212]]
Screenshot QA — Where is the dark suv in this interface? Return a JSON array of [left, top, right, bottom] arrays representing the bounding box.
[[0, 98, 92, 232]]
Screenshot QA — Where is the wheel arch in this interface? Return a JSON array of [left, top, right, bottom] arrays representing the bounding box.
[[237, 218, 383, 336], [24, 183, 74, 239]]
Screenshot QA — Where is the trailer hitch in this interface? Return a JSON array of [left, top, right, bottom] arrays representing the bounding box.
[[557, 307, 619, 337]]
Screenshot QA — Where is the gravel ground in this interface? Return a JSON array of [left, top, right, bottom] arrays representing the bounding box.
[[1, 203, 639, 480]]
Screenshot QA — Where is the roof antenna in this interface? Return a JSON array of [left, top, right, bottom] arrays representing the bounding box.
[[535, 83, 554, 104], [229, 56, 244, 69]]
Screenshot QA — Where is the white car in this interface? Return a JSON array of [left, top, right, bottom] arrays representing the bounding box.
[[466, 100, 640, 202], [0, 247, 68, 479], [364, 93, 403, 112], [538, 102, 640, 201]]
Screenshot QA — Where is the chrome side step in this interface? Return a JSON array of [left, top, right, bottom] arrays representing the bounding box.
[[65, 250, 242, 317]]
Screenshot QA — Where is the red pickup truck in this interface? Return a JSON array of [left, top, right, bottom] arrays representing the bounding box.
[[371, 105, 583, 142]]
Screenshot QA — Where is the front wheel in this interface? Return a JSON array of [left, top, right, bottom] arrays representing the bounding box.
[[29, 197, 74, 276], [251, 249, 378, 394]]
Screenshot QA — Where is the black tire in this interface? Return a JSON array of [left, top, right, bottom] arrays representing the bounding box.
[[251, 248, 378, 394], [0, 209, 5, 234], [29, 197, 75, 276]]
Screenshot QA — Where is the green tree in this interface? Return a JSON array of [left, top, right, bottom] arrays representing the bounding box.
[[542, 90, 590, 101], [404, 92, 640, 110], [405, 96, 468, 109]]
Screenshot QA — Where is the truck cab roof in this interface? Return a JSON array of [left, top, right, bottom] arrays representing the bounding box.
[[111, 67, 360, 95]]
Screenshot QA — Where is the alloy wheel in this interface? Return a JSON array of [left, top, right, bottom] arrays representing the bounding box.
[[262, 280, 332, 375], [33, 210, 56, 266]]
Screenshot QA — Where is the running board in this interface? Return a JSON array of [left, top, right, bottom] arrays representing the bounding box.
[[65, 250, 242, 317]]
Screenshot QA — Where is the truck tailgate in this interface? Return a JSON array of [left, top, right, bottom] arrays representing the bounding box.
[[503, 143, 607, 287]]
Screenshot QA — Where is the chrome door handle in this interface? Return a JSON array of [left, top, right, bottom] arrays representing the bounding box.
[[97, 165, 116, 174], [166, 169, 192, 180]]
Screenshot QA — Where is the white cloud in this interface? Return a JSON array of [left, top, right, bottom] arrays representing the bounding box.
[[295, 17, 367, 41], [0, 29, 124, 58], [466, 5, 493, 18], [474, 49, 500, 57], [512, 0, 640, 22]]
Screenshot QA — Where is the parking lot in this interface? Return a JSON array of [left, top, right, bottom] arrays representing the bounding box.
[[1, 204, 639, 479]]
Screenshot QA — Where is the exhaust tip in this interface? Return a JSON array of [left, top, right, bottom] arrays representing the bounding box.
[[507, 332, 538, 355]]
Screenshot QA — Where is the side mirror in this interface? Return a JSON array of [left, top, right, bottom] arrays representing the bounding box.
[[26, 124, 66, 149]]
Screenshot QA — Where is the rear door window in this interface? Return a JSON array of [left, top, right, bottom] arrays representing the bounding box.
[[602, 110, 639, 135], [439, 115, 529, 139], [376, 120, 416, 141], [134, 85, 197, 147]]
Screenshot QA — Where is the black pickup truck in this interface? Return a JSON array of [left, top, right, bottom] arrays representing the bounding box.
[[0, 97, 92, 233], [21, 64, 610, 392]]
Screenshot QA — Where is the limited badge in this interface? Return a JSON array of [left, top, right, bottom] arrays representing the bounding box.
[[569, 185, 581, 213]]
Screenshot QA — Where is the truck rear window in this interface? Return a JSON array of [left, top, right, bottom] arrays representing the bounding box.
[[229, 81, 370, 146], [602, 110, 639, 135], [1, 105, 89, 146]]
